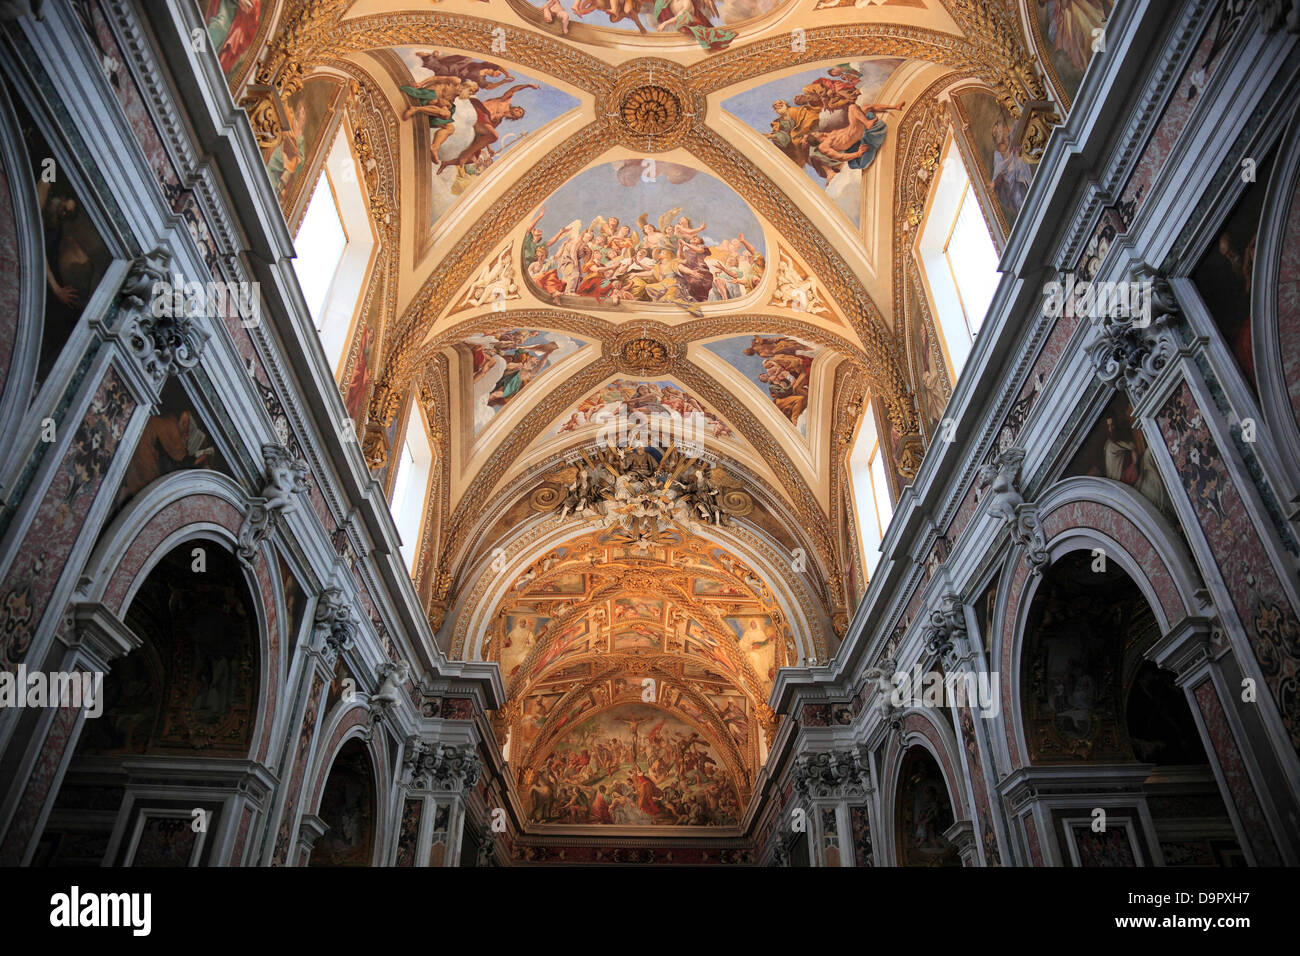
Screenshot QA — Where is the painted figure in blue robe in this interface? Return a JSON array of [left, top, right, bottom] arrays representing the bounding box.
[[810, 101, 904, 178]]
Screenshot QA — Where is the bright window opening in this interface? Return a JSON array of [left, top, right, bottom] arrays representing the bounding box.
[[918, 137, 1001, 380], [391, 402, 433, 572], [849, 398, 894, 579], [292, 127, 377, 375], [293, 173, 346, 322]]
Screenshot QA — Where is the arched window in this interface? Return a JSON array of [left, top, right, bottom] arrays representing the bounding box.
[[916, 136, 1000, 381], [849, 398, 894, 578], [291, 128, 376, 375], [390, 400, 434, 572]]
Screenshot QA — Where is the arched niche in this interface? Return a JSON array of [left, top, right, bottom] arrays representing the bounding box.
[[894, 745, 960, 867], [37, 540, 263, 866], [1016, 551, 1240, 866], [309, 737, 378, 867]]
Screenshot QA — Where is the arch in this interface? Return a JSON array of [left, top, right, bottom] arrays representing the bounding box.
[[1251, 103, 1300, 491], [80, 541, 262, 759], [881, 712, 966, 867], [0, 78, 46, 468], [448, 505, 830, 665], [79, 470, 282, 765], [992, 477, 1206, 770], [303, 703, 389, 867]]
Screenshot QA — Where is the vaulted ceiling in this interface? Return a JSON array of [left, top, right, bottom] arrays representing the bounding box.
[[220, 0, 1099, 829]]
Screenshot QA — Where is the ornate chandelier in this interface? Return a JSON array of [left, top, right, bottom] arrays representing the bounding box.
[[536, 443, 752, 549]]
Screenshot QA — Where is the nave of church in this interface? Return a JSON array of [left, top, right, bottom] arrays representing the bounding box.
[[0, 0, 1298, 879]]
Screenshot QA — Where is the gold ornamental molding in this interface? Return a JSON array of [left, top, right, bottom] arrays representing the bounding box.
[[605, 58, 704, 152], [410, 310, 869, 370], [610, 322, 682, 374], [278, 10, 613, 95], [686, 19, 1047, 113]]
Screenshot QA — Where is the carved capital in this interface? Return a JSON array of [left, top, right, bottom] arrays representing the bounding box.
[[403, 738, 482, 792], [793, 747, 872, 800], [924, 592, 970, 669], [1084, 274, 1180, 400], [121, 250, 210, 385]]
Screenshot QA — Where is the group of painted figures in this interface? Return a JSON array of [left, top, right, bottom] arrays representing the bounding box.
[[530, 720, 742, 826], [522, 206, 764, 308], [763, 64, 904, 185], [538, 0, 759, 51]]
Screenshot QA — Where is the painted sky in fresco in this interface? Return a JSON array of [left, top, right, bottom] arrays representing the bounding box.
[[531, 0, 787, 31], [394, 48, 579, 228], [722, 59, 904, 226], [704, 334, 820, 437], [461, 329, 586, 436], [531, 161, 764, 254]]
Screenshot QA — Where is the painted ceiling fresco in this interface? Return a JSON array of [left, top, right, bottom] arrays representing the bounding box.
[[523, 161, 764, 310], [703, 334, 821, 436], [723, 58, 905, 226], [457, 329, 587, 435], [549, 379, 735, 441], [230, 0, 1101, 837], [393, 47, 580, 231], [487, 532, 795, 826], [520, 0, 792, 50]]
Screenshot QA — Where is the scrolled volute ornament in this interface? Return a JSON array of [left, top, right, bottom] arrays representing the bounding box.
[[793, 748, 872, 799], [122, 251, 210, 384], [1084, 274, 1180, 400], [924, 593, 970, 669], [403, 737, 482, 792]]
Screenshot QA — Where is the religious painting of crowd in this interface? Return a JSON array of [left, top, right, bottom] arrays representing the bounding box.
[[79, 544, 259, 757], [723, 59, 904, 226], [523, 161, 764, 309], [1020, 552, 1164, 764], [704, 335, 819, 436], [526, 0, 790, 50], [526, 703, 742, 826], [552, 379, 734, 441]]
